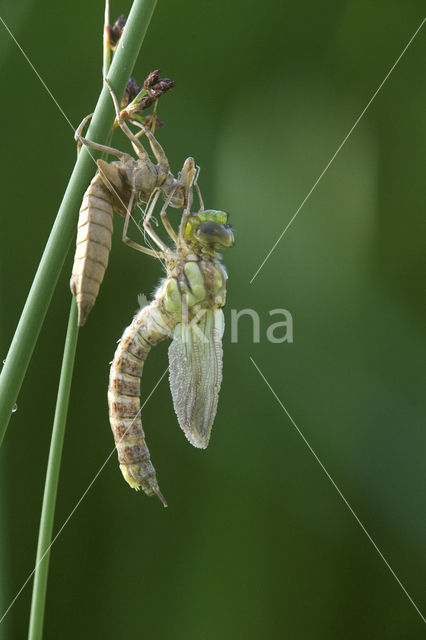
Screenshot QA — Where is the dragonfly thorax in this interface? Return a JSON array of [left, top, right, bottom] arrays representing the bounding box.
[[163, 255, 227, 321]]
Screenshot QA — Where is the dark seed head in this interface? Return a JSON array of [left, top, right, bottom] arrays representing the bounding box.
[[109, 14, 126, 47], [143, 69, 161, 89]]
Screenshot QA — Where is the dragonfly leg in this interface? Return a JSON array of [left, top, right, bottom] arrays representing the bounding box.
[[193, 163, 201, 186], [150, 99, 158, 133], [178, 170, 197, 238], [191, 165, 205, 211], [142, 127, 170, 173], [122, 232, 162, 258], [195, 183, 204, 212], [105, 79, 151, 163], [128, 118, 170, 175], [75, 109, 130, 160], [143, 189, 170, 252], [75, 113, 93, 154], [122, 183, 163, 259], [75, 113, 129, 161], [131, 120, 147, 140], [159, 188, 179, 244]]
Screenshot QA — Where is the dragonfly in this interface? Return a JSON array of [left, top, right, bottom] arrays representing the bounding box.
[[108, 180, 234, 506], [70, 80, 196, 326]]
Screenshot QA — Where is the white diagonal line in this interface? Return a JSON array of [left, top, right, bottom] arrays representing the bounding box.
[[250, 17, 426, 284], [0, 15, 75, 131], [250, 356, 426, 624], [0, 366, 170, 625]]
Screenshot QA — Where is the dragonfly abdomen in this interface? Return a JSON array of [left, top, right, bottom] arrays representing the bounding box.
[[108, 300, 175, 506], [70, 172, 114, 326]]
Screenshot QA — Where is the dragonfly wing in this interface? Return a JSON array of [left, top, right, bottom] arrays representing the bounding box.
[[168, 308, 224, 449]]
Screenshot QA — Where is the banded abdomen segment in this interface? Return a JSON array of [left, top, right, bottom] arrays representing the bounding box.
[[70, 172, 114, 326], [108, 300, 176, 506]]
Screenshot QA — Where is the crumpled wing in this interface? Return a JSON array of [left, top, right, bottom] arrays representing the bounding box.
[[168, 309, 224, 449]]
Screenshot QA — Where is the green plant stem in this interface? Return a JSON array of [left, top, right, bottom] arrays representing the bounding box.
[[0, 0, 158, 447], [27, 299, 78, 640], [103, 0, 112, 78]]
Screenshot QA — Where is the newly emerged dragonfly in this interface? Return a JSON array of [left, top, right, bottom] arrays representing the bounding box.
[[70, 81, 196, 326], [108, 182, 234, 506]]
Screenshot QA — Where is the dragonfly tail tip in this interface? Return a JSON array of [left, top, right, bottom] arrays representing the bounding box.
[[154, 487, 168, 508]]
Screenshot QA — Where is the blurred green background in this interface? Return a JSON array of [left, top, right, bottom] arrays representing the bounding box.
[[0, 1, 425, 638]]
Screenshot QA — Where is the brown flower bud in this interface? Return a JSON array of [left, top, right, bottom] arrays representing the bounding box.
[[110, 15, 126, 47], [122, 77, 143, 106], [151, 78, 176, 95], [144, 69, 161, 89]]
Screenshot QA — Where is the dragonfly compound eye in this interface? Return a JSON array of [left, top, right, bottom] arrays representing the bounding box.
[[196, 221, 234, 248]]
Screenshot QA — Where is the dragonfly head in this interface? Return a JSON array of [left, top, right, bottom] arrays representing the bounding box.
[[185, 210, 234, 250]]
